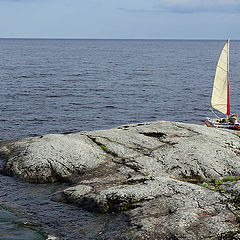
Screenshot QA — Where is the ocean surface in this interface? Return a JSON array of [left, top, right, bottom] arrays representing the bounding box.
[[0, 39, 240, 239], [1, 39, 240, 141]]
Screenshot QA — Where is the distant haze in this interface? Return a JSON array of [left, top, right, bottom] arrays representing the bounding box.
[[0, 0, 239, 39]]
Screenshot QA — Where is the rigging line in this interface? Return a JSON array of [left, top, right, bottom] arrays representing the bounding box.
[[211, 109, 221, 119]]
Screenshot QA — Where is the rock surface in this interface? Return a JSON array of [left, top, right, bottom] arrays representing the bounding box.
[[1, 120, 240, 239]]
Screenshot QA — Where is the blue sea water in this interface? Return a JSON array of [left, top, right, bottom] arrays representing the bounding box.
[[0, 39, 240, 239], [1, 39, 240, 141]]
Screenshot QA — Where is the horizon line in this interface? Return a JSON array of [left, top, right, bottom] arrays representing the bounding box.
[[0, 37, 239, 41]]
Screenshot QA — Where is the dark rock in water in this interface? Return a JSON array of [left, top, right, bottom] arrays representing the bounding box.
[[1, 121, 240, 239]]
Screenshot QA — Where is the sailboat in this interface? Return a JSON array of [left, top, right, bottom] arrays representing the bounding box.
[[205, 39, 240, 130]]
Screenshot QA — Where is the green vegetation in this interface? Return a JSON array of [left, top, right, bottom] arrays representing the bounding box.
[[125, 178, 148, 185], [219, 229, 240, 239], [212, 176, 239, 188], [123, 202, 133, 211], [194, 175, 240, 239], [222, 176, 239, 182], [197, 183, 212, 190], [177, 173, 203, 185], [107, 199, 140, 212], [234, 132, 240, 138], [126, 180, 140, 185], [123, 200, 140, 211], [179, 174, 240, 193], [100, 145, 108, 151]]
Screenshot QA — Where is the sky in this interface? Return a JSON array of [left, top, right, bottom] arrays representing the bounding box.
[[0, 0, 240, 39]]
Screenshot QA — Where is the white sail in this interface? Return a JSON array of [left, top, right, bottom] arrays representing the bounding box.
[[211, 39, 230, 115]]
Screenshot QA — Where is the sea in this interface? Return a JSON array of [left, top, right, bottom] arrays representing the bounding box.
[[0, 39, 240, 239]]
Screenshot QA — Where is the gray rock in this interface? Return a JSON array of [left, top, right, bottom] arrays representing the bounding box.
[[1, 121, 240, 239], [52, 184, 93, 204], [0, 133, 107, 182], [1, 121, 240, 183], [85, 121, 240, 180]]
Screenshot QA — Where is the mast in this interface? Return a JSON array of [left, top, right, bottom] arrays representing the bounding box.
[[227, 38, 230, 116]]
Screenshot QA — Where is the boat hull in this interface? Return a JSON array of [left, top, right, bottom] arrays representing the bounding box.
[[205, 118, 240, 130]]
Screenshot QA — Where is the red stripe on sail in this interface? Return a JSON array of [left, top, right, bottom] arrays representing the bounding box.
[[227, 75, 230, 115], [227, 39, 230, 116]]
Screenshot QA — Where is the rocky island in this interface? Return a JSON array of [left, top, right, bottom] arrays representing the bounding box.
[[1, 120, 240, 239]]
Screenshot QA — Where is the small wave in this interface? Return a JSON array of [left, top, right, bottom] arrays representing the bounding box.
[[39, 73, 56, 77], [19, 93, 31, 96], [193, 107, 204, 111], [19, 75, 33, 79], [46, 95, 61, 98], [70, 102, 82, 106], [27, 118, 48, 123], [198, 93, 208, 97], [105, 105, 115, 109], [68, 73, 85, 77]]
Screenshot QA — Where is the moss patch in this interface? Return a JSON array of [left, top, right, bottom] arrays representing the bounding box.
[[106, 199, 140, 212], [219, 229, 240, 239], [100, 145, 108, 152], [125, 178, 147, 185]]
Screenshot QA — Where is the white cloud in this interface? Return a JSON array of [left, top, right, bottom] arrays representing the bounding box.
[[157, 0, 240, 13]]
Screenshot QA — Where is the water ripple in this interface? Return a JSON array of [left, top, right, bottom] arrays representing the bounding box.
[[0, 39, 240, 143]]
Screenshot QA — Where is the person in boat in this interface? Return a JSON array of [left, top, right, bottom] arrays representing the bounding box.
[[228, 115, 239, 125], [216, 115, 238, 124], [218, 118, 226, 123]]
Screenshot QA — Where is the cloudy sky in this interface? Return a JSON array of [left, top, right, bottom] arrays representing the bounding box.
[[0, 0, 239, 39]]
